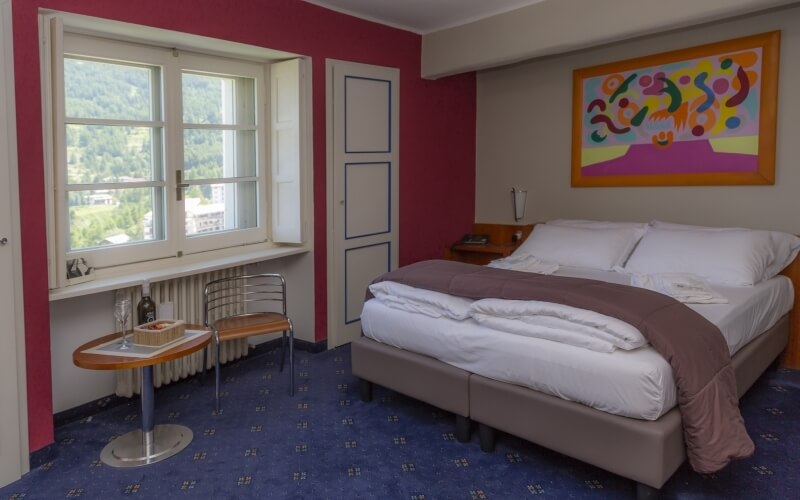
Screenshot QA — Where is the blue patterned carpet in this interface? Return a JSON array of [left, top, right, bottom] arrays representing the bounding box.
[[2, 345, 799, 499]]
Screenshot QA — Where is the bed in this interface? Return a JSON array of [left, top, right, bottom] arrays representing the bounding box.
[[351, 221, 800, 498]]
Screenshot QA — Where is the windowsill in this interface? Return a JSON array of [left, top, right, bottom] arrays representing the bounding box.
[[49, 243, 310, 301]]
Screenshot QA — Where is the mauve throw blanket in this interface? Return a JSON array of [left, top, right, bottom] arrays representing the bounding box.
[[370, 260, 754, 473]]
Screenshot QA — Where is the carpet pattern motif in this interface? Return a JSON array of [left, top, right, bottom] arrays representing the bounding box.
[[2, 345, 799, 499]]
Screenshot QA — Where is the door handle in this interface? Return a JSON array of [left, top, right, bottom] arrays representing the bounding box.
[[0, 237, 7, 245], [176, 171, 190, 201]]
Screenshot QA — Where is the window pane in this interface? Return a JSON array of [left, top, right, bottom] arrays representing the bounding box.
[[182, 73, 230, 124], [185, 182, 257, 236], [68, 187, 164, 251], [182, 73, 255, 125], [66, 124, 161, 185], [184, 129, 256, 180], [65, 58, 155, 121]]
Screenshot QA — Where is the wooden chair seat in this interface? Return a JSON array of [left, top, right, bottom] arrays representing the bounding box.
[[214, 313, 291, 341]]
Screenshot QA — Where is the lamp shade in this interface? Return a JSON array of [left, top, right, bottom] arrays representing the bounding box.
[[511, 187, 527, 221]]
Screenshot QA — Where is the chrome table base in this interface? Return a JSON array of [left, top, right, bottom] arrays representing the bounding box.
[[100, 364, 193, 467], [100, 424, 193, 467]]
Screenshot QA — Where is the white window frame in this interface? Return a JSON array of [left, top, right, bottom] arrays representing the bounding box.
[[170, 51, 269, 256], [40, 12, 311, 293], [56, 34, 175, 268]]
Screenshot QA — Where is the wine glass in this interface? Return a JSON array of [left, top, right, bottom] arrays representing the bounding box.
[[114, 294, 132, 350]]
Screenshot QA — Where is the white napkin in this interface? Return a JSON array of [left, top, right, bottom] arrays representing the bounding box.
[[488, 254, 560, 275], [630, 273, 728, 304]]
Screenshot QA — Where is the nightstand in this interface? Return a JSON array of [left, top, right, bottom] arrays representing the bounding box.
[[444, 223, 534, 265]]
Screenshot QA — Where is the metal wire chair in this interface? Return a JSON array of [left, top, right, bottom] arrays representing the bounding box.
[[203, 273, 294, 412]]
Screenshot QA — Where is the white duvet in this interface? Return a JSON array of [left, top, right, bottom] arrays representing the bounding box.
[[368, 281, 472, 320], [369, 280, 648, 353], [471, 299, 647, 352]]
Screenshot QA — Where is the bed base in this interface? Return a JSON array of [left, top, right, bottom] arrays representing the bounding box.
[[357, 377, 473, 439], [351, 314, 789, 498], [351, 336, 472, 442], [359, 378, 373, 402]]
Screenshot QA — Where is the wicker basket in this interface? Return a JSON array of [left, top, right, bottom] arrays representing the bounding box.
[[133, 319, 186, 347]]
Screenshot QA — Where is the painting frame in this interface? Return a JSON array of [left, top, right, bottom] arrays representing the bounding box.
[[571, 31, 780, 187]]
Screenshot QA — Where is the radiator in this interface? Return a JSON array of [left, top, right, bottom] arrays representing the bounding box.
[[115, 266, 249, 397]]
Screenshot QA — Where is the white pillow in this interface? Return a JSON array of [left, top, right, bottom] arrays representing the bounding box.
[[513, 224, 644, 271], [548, 219, 649, 230], [651, 221, 800, 281], [624, 228, 776, 286], [546, 219, 648, 267]]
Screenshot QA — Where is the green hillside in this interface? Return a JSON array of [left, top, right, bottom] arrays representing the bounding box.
[[64, 57, 231, 250]]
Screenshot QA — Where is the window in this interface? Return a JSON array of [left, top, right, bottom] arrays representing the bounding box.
[[42, 15, 306, 289], [63, 52, 168, 260]]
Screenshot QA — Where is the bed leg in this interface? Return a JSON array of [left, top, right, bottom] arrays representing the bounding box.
[[359, 378, 373, 402], [636, 482, 660, 500], [478, 423, 496, 452], [455, 415, 471, 443]]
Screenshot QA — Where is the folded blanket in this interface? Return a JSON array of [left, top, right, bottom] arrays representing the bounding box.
[[471, 312, 617, 352], [471, 298, 647, 351], [368, 281, 473, 320], [631, 273, 728, 304], [488, 254, 560, 274]]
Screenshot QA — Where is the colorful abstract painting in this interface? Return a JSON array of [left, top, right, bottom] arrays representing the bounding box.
[[571, 32, 780, 187]]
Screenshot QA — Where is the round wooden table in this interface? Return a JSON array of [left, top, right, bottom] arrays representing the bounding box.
[[73, 326, 211, 467]]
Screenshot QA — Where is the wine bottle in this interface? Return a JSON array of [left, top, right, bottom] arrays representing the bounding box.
[[137, 279, 157, 325]]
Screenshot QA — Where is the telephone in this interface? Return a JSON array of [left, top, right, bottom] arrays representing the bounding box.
[[460, 234, 489, 245]]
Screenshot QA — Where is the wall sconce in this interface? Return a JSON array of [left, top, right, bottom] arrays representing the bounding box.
[[511, 187, 527, 221]]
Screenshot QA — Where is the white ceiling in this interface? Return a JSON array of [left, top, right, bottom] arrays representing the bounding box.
[[301, 0, 547, 34]]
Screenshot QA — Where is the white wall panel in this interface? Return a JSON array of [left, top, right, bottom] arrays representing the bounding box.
[[345, 76, 391, 152], [345, 162, 391, 238], [345, 243, 390, 323]]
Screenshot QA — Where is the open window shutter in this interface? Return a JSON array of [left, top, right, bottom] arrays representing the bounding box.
[[270, 58, 303, 243], [44, 14, 68, 288]]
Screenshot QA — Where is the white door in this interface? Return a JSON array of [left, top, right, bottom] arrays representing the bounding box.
[[0, 0, 27, 487], [326, 60, 399, 348]]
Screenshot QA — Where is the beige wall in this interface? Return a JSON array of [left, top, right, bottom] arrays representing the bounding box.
[[423, 0, 796, 78], [475, 5, 800, 233]]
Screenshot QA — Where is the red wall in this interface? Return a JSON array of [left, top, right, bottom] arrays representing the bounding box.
[[12, 0, 475, 451]]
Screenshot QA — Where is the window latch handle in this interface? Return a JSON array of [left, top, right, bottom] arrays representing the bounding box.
[[176, 170, 190, 201]]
